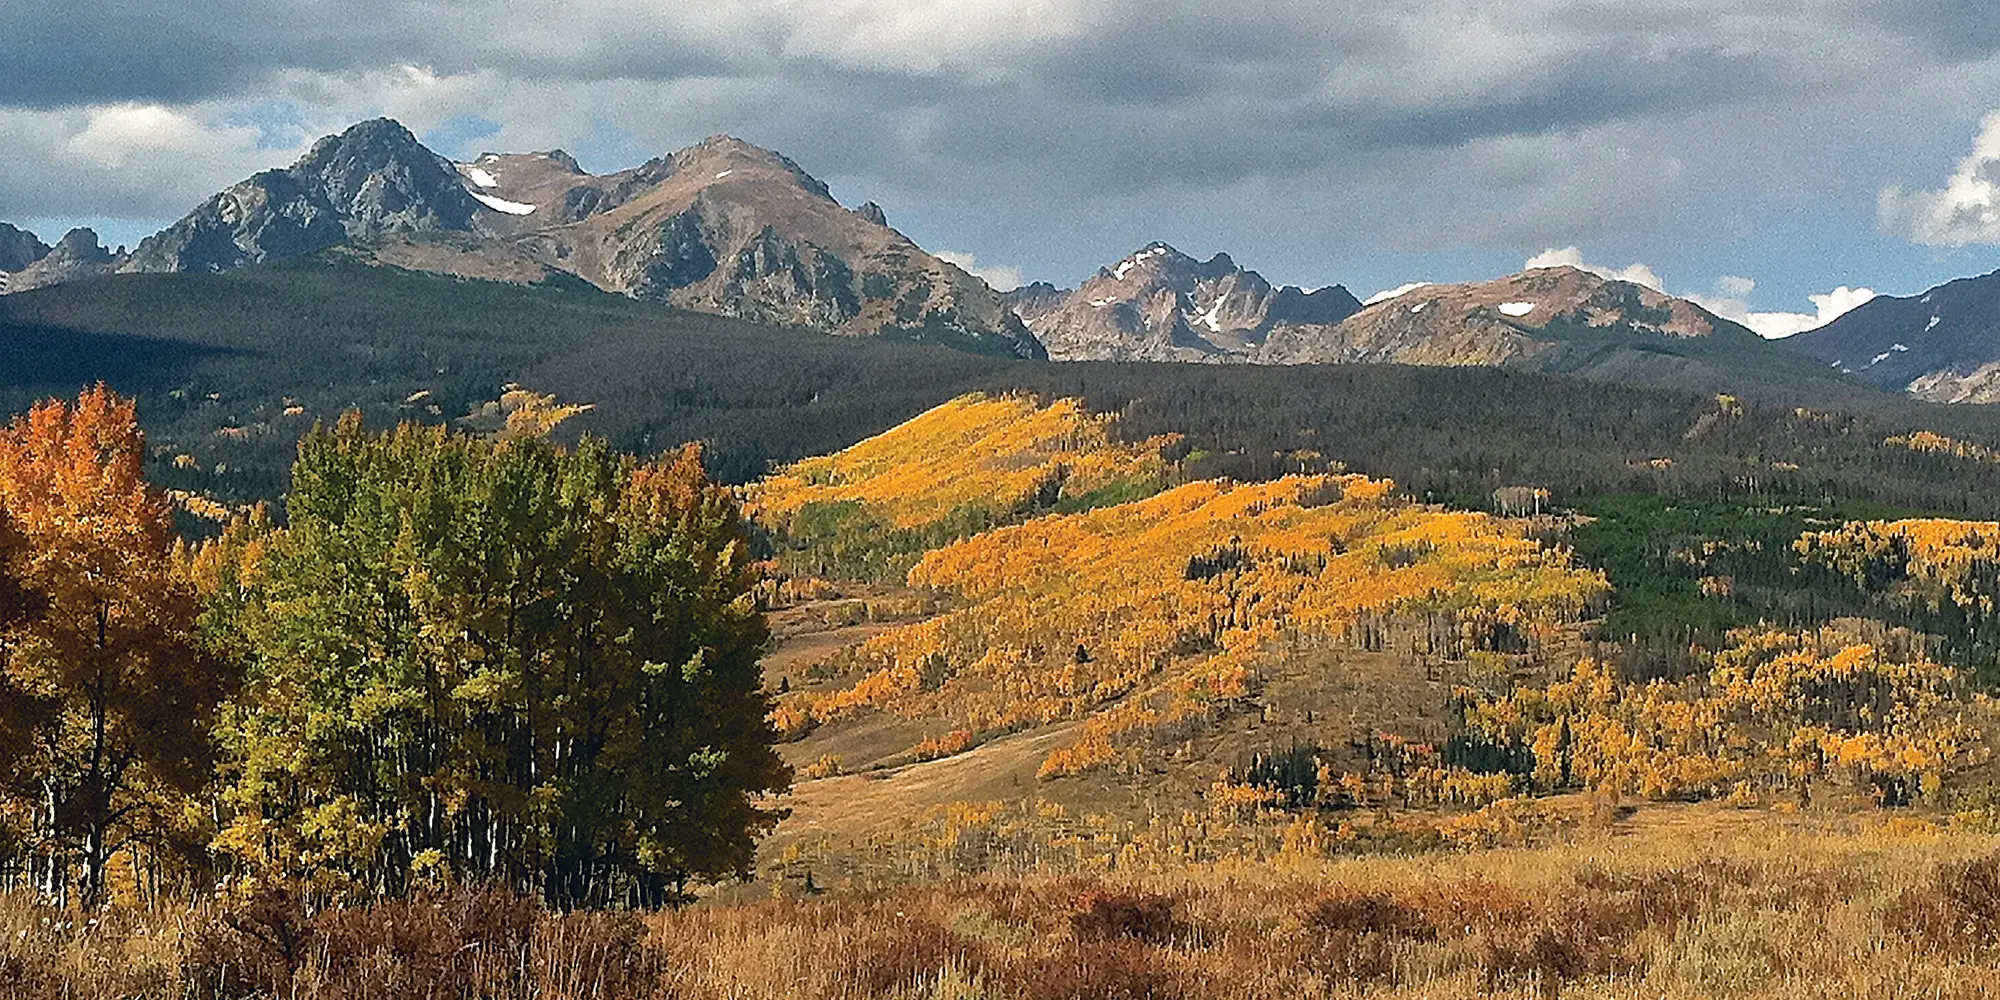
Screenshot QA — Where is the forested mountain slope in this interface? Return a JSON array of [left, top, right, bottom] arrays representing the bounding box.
[[8, 260, 2000, 518]]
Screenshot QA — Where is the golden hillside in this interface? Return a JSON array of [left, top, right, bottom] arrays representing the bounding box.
[[775, 473, 1606, 778], [750, 392, 1175, 530]]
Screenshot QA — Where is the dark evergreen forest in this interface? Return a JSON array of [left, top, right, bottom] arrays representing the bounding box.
[[7, 256, 2000, 523]]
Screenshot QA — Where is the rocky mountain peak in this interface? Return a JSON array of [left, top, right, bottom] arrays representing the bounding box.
[[48, 227, 112, 261], [3, 227, 127, 293], [290, 117, 479, 234], [855, 201, 888, 227], [666, 135, 834, 201], [124, 116, 484, 275], [1016, 243, 1359, 361], [0, 223, 51, 273], [540, 149, 586, 174]]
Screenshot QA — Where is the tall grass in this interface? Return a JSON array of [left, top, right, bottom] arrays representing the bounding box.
[[1, 807, 1995, 999]]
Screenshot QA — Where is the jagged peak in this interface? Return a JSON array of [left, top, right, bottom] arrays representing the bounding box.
[[1106, 243, 1184, 280], [540, 149, 584, 173], [304, 117, 429, 157], [0, 222, 51, 270], [52, 227, 103, 252]]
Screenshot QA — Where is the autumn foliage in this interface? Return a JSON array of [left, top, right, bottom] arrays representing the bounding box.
[[750, 393, 1177, 581], [751, 393, 1174, 531], [196, 418, 788, 906], [1463, 626, 1987, 804], [0, 385, 233, 909], [776, 470, 1606, 776]]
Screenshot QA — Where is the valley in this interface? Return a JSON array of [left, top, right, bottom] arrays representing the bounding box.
[[6, 113, 2000, 1000]]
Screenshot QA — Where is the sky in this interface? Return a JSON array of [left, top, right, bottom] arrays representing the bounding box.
[[5, 0, 2000, 336]]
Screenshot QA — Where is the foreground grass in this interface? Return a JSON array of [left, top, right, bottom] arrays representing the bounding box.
[[3, 804, 1997, 999]]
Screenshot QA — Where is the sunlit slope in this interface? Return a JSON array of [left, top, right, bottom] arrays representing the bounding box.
[[751, 393, 1174, 529], [749, 392, 1180, 581], [773, 469, 1607, 776]]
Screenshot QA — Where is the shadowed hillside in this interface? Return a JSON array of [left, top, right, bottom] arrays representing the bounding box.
[[11, 259, 2000, 521]]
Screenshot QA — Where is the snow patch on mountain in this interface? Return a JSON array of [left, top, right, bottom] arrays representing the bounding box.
[[470, 191, 536, 216], [1365, 282, 1431, 306], [1112, 245, 1168, 280]]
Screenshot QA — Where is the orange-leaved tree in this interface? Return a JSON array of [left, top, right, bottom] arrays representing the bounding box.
[[0, 385, 234, 908]]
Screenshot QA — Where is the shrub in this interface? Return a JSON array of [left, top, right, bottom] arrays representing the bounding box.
[[1070, 890, 1180, 944], [1891, 851, 2000, 954]]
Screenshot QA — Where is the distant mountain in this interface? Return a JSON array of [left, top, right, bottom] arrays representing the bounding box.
[[1254, 264, 1856, 396], [1786, 270, 2000, 403], [1007, 254, 1846, 394], [1003, 242, 1360, 361], [6, 228, 125, 293], [483, 135, 1041, 357], [0, 223, 49, 274], [124, 118, 481, 275], [68, 118, 1040, 358], [1273, 265, 1727, 365]]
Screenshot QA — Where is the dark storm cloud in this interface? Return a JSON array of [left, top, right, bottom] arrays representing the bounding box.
[[0, 1, 268, 106], [1840, 0, 2000, 61], [0, 0, 738, 108], [3, 0, 1997, 304]]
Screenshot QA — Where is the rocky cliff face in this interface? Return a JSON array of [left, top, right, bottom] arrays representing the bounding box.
[[124, 119, 482, 274], [0, 223, 49, 275], [5, 228, 125, 292], [1785, 270, 2000, 402], [500, 136, 1041, 357], [1007, 242, 1360, 361]]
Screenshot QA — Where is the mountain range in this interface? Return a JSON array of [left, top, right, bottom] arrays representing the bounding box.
[[1788, 270, 2000, 403], [6, 119, 1040, 358], [1000, 242, 1362, 362], [4, 117, 2000, 401]]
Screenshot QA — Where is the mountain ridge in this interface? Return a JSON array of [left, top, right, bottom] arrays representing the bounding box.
[[3, 119, 1043, 359], [1002, 241, 1363, 362], [1787, 269, 2000, 402]]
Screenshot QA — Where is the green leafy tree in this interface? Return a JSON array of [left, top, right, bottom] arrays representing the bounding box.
[[204, 416, 787, 906]]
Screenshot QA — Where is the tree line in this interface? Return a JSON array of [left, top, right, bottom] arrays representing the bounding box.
[[0, 386, 785, 910]]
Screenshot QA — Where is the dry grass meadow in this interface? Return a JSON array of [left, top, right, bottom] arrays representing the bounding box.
[[2, 801, 1996, 999]]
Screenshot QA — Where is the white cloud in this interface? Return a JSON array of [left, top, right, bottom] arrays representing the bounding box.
[[1362, 281, 1432, 305], [1686, 275, 1877, 339], [1880, 111, 2000, 247], [0, 102, 299, 222], [1715, 274, 1756, 298], [934, 249, 1023, 291], [1523, 246, 1663, 290], [65, 104, 227, 168]]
